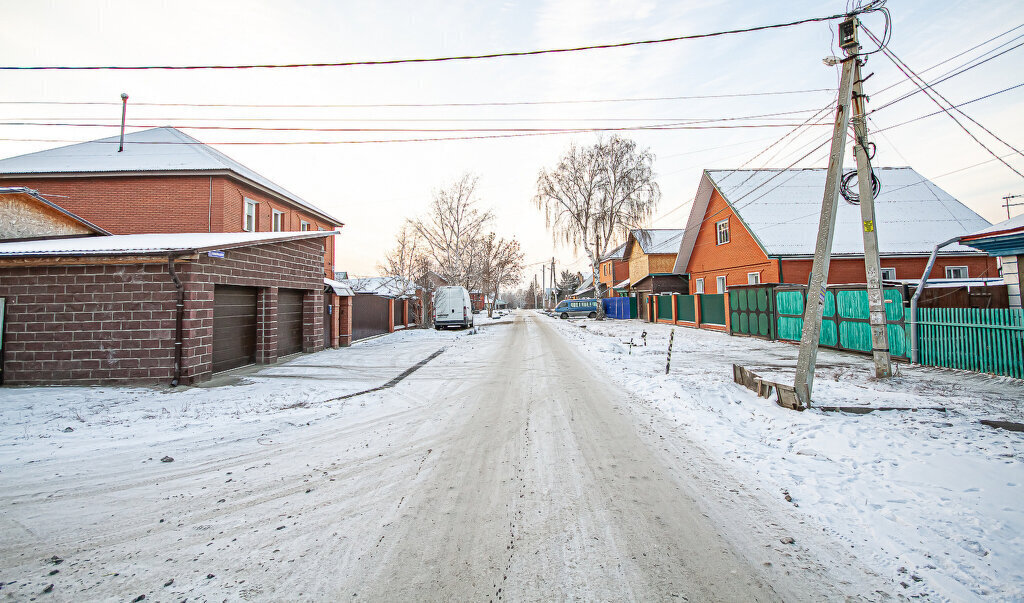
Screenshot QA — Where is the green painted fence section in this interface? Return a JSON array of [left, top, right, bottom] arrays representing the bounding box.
[[657, 295, 674, 321], [676, 294, 696, 322], [729, 285, 774, 338], [774, 286, 908, 358], [917, 307, 1024, 378], [700, 293, 727, 326]]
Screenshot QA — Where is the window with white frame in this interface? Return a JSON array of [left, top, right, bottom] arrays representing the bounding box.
[[243, 198, 257, 232], [945, 266, 968, 279], [880, 267, 896, 281], [716, 275, 727, 293], [301, 220, 310, 232], [694, 278, 705, 294], [747, 272, 761, 285], [272, 210, 284, 232], [716, 219, 730, 245]]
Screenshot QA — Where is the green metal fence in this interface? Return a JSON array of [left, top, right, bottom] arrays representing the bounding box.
[[676, 294, 695, 322], [917, 307, 1024, 378], [657, 295, 674, 320], [700, 293, 727, 326]]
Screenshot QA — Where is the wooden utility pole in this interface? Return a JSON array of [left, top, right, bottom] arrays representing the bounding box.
[[793, 17, 858, 409]]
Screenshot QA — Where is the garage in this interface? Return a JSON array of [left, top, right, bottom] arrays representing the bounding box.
[[277, 288, 305, 357], [213, 285, 258, 373]]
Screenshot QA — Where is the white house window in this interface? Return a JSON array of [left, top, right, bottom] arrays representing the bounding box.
[[272, 210, 284, 232], [694, 278, 705, 294], [716, 219, 730, 245], [945, 266, 968, 279], [747, 272, 761, 285], [880, 267, 896, 281], [301, 220, 311, 232], [716, 275, 727, 293], [243, 199, 257, 232]]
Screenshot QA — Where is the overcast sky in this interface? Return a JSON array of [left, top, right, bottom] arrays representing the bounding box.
[[2, 0, 1022, 283]]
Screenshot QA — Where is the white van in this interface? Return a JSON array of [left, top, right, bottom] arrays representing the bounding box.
[[433, 286, 474, 330]]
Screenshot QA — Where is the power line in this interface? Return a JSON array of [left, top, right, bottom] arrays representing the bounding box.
[[0, 88, 837, 109], [0, 9, 882, 71]]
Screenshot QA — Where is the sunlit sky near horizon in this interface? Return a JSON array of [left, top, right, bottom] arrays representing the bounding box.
[[2, 0, 1022, 284]]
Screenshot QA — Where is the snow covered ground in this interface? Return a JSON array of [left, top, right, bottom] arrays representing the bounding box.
[[545, 314, 1024, 600]]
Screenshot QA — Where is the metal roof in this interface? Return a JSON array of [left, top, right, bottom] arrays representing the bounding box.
[[0, 230, 338, 257], [600, 242, 628, 261], [630, 229, 684, 255], [0, 127, 343, 226], [674, 167, 992, 273]]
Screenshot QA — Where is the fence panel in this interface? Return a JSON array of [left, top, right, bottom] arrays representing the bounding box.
[[729, 285, 775, 339], [351, 293, 391, 341], [699, 293, 726, 326], [602, 297, 632, 320], [657, 295, 674, 321], [676, 295, 695, 322], [917, 307, 1024, 378]]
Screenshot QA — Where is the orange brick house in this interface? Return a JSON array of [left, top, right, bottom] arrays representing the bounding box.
[[598, 242, 630, 296], [0, 127, 353, 347], [673, 168, 998, 294]]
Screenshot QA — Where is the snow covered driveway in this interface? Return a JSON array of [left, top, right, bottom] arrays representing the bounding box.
[[0, 312, 891, 601]]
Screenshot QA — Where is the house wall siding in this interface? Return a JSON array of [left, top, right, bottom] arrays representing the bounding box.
[[0, 238, 325, 386]]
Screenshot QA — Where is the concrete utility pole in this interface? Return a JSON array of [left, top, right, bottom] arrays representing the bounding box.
[[541, 264, 547, 310], [851, 56, 893, 381], [793, 16, 858, 409], [533, 274, 539, 309], [550, 257, 556, 305]]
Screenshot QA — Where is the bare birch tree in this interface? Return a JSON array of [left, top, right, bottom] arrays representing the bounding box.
[[410, 174, 494, 290], [479, 234, 525, 317], [534, 135, 660, 317]]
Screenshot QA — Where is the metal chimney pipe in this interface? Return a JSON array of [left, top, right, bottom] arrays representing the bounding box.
[[118, 93, 129, 152]]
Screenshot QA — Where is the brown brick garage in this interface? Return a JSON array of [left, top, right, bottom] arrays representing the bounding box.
[[0, 231, 332, 386]]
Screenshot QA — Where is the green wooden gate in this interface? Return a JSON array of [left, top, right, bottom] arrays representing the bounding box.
[[917, 307, 1024, 378], [729, 285, 775, 339], [775, 285, 908, 358]]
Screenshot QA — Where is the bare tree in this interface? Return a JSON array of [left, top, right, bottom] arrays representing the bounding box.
[[479, 234, 525, 317], [378, 224, 431, 324], [534, 135, 660, 317], [410, 174, 494, 291]]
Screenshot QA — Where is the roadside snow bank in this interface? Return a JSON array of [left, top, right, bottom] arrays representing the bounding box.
[[547, 315, 1024, 600]]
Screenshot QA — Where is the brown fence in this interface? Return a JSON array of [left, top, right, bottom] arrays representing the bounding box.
[[352, 294, 391, 341]]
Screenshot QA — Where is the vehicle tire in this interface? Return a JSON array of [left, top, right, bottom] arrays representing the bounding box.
[[560, 313, 568, 319], [588, 312, 597, 318], [435, 326, 442, 331]]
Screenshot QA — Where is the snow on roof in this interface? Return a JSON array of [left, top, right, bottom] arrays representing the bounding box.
[[601, 242, 628, 261], [674, 168, 992, 273], [961, 212, 1024, 240], [0, 127, 343, 226], [339, 276, 420, 298], [324, 277, 354, 297], [631, 229, 684, 255], [0, 230, 337, 257], [614, 278, 629, 289]]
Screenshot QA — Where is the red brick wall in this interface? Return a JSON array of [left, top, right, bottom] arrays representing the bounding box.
[[3, 175, 337, 277], [0, 238, 326, 386], [781, 255, 1000, 285], [685, 188, 776, 293]]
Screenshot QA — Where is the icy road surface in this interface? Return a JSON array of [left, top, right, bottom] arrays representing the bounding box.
[[0, 312, 891, 601]]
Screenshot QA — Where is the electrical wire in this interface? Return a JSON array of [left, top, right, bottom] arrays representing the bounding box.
[[863, 26, 1024, 179], [0, 9, 886, 71]]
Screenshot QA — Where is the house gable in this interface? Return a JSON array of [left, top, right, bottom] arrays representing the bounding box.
[[684, 186, 771, 275], [0, 187, 109, 241]]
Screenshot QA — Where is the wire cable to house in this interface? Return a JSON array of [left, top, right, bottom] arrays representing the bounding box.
[[0, 6, 889, 71]]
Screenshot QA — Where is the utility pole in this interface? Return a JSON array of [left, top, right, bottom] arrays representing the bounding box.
[[1003, 194, 1024, 219], [533, 274, 539, 309], [541, 264, 547, 310], [793, 16, 858, 409], [851, 52, 893, 381], [550, 257, 556, 305]]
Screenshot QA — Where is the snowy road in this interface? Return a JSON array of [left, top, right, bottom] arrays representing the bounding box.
[[0, 312, 891, 601]]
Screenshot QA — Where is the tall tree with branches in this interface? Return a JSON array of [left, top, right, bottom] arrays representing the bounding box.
[[534, 135, 660, 317], [479, 234, 525, 318], [410, 173, 494, 290]]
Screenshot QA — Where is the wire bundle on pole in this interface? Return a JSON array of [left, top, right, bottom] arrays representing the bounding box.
[[839, 169, 881, 205]]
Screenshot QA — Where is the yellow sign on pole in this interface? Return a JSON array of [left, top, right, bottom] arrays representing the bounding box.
[[863, 220, 874, 232]]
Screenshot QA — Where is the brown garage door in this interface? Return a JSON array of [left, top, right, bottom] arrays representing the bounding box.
[[213, 285, 257, 373], [278, 288, 304, 357]]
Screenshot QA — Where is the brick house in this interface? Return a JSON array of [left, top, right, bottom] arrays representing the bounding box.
[[623, 229, 688, 294], [960, 213, 1024, 308], [598, 243, 630, 297], [673, 168, 998, 294], [0, 127, 352, 347], [0, 230, 335, 386]]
